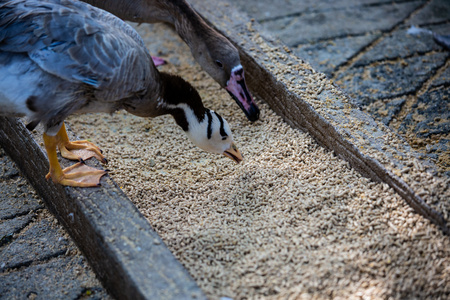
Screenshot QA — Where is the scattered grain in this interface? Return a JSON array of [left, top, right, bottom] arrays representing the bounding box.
[[67, 23, 450, 299]]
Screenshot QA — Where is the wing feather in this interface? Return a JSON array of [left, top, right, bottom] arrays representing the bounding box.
[[0, 0, 154, 100]]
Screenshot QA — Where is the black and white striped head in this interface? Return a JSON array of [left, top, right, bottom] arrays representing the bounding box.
[[184, 107, 243, 163], [159, 73, 243, 163]]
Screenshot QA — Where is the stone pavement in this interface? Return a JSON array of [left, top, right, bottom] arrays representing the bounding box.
[[0, 0, 448, 299], [228, 0, 450, 176], [0, 147, 111, 299]]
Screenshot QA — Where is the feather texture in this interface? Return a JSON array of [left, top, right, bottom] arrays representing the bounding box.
[[0, 0, 162, 134], [0, 0, 154, 101]]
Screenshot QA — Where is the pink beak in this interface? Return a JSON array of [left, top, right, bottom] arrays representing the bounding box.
[[225, 65, 260, 122]]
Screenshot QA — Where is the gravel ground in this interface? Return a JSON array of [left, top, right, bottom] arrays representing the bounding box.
[[66, 23, 449, 299]]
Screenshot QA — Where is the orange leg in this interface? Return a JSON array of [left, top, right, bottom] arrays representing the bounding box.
[[43, 126, 106, 187], [57, 123, 107, 163]]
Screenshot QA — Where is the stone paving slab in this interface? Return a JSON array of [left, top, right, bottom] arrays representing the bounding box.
[[0, 218, 69, 271], [0, 153, 19, 180], [230, 0, 409, 21], [0, 214, 34, 247], [1, 255, 111, 300], [0, 147, 110, 300], [430, 63, 450, 88], [258, 1, 424, 46], [406, 0, 450, 25], [335, 51, 449, 104], [293, 33, 381, 76], [353, 23, 450, 68], [0, 180, 43, 220], [401, 88, 450, 138]]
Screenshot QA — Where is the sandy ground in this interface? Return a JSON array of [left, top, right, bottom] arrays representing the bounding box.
[[66, 23, 449, 299]]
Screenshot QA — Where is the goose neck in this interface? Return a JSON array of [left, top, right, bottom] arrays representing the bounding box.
[[159, 72, 206, 130]]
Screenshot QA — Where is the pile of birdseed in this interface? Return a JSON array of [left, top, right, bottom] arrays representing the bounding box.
[[67, 23, 449, 299]]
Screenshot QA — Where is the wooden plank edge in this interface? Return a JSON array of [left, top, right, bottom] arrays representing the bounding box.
[[189, 0, 449, 235], [0, 116, 206, 300]]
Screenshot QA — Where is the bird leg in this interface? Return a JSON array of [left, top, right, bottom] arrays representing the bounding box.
[[56, 123, 107, 163], [43, 126, 106, 187]]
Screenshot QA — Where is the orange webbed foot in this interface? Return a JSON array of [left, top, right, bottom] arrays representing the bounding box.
[[44, 124, 107, 188], [59, 140, 107, 163], [46, 161, 107, 187], [55, 123, 107, 164]]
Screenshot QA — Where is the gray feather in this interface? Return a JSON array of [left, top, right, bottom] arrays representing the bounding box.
[[0, 0, 153, 99], [0, 0, 160, 133]]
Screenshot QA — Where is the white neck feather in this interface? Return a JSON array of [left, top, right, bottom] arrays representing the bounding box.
[[163, 103, 232, 154]]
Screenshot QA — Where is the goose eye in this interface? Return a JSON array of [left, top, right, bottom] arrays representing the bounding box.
[[215, 60, 223, 68]]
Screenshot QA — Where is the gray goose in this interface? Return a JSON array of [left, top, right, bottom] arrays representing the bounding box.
[[82, 0, 260, 122], [0, 0, 243, 187]]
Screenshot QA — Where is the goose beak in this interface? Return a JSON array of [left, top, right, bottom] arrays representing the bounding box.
[[223, 143, 243, 164], [225, 65, 260, 122]]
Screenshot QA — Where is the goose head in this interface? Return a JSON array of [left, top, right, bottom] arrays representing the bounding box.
[[192, 36, 260, 122], [156, 73, 243, 163], [184, 108, 243, 163]]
